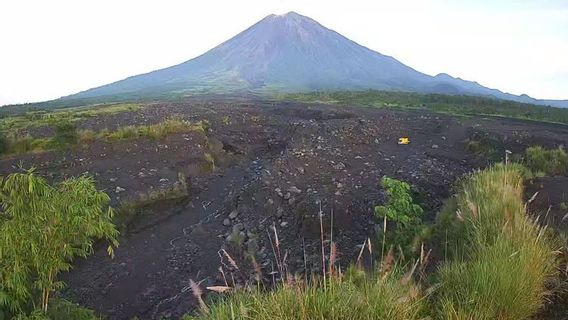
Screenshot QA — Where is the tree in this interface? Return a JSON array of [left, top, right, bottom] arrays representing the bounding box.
[[374, 177, 423, 257], [374, 177, 423, 227], [0, 170, 118, 317]]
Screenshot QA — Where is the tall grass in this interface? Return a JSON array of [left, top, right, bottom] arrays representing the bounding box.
[[0, 134, 55, 156], [434, 164, 557, 319], [182, 268, 425, 320]]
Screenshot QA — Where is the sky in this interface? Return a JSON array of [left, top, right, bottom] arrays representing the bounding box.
[[0, 0, 567, 106]]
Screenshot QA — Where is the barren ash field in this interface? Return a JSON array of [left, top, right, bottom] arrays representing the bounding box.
[[1, 96, 567, 319]]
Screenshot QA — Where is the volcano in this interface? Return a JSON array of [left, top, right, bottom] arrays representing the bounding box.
[[65, 12, 567, 108]]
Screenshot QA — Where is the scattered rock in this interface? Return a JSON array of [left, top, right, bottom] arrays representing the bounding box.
[[431, 144, 439, 149], [246, 239, 259, 255], [115, 186, 126, 193], [229, 210, 239, 219], [223, 219, 231, 226], [332, 162, 346, 170], [280, 221, 289, 228], [288, 186, 302, 194], [232, 223, 244, 233]]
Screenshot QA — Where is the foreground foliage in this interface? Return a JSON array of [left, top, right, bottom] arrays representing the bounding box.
[[0, 170, 118, 318], [186, 164, 557, 320], [183, 268, 425, 320], [434, 164, 557, 319]]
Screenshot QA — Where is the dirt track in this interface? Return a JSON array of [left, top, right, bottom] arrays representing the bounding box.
[[1, 98, 567, 319]]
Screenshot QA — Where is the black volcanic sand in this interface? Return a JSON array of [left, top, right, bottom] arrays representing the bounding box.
[[1, 98, 567, 319]]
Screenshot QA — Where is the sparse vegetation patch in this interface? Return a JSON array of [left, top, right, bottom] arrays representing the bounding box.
[[285, 91, 568, 124], [95, 119, 207, 141], [524, 146, 568, 177], [0, 103, 141, 135]]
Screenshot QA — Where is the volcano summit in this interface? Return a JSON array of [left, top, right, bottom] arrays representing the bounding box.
[[66, 12, 567, 108]]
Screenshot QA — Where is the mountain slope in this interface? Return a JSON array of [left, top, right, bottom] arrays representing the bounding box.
[[65, 12, 568, 108]]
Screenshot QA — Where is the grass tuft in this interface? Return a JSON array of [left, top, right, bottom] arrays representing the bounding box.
[[434, 164, 558, 319]]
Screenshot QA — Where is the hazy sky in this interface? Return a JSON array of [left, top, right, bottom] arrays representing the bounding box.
[[1, 0, 567, 106]]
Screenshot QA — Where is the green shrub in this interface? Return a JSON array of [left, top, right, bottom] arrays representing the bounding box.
[[465, 138, 498, 160], [53, 120, 77, 147], [374, 177, 424, 256], [77, 129, 97, 144], [525, 146, 568, 176], [0, 170, 118, 317]]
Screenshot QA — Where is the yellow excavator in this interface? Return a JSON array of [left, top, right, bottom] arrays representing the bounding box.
[[397, 137, 410, 145]]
